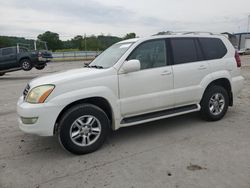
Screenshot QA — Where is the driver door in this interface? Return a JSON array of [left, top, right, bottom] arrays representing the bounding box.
[[118, 39, 174, 117]]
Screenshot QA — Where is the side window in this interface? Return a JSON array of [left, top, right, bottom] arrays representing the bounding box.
[[199, 38, 227, 60], [19, 48, 28, 53], [171, 38, 199, 64], [128, 40, 167, 70], [194, 39, 204, 61], [2, 48, 14, 56]]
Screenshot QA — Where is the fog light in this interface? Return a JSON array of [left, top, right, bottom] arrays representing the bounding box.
[[21, 117, 38, 124]]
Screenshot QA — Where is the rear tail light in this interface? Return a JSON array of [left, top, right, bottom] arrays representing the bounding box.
[[235, 51, 241, 67]]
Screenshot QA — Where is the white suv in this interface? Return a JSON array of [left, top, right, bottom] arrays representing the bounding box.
[[17, 33, 244, 154]]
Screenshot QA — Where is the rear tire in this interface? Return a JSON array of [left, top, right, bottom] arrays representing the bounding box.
[[58, 104, 110, 155], [200, 85, 229, 121], [20, 59, 33, 71], [0, 73, 5, 76]]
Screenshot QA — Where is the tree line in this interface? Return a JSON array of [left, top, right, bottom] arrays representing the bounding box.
[[0, 31, 136, 51]]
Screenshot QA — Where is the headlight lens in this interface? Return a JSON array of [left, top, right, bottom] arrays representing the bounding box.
[[26, 85, 55, 103]]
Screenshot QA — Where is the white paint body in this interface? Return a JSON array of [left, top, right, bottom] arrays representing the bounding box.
[[17, 34, 244, 136], [245, 39, 250, 49]]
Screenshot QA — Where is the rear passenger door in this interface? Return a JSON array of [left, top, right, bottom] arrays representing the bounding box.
[[171, 38, 210, 107], [198, 38, 228, 73]]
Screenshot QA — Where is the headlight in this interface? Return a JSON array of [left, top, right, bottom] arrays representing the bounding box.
[[26, 85, 55, 103]]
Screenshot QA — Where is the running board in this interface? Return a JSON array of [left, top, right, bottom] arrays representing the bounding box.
[[121, 104, 198, 124]]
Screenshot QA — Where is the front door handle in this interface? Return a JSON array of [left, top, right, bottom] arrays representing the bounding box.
[[161, 70, 172, 75]]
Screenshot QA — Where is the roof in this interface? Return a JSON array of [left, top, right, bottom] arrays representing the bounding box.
[[118, 38, 140, 44], [118, 31, 224, 44]]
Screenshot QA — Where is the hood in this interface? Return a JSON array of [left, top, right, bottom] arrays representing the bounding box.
[[29, 68, 108, 87]]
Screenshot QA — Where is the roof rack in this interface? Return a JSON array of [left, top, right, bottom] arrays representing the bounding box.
[[182, 31, 214, 35], [154, 31, 217, 36]]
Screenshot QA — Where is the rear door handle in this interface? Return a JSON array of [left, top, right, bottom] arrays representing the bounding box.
[[161, 70, 172, 75], [198, 65, 207, 70]]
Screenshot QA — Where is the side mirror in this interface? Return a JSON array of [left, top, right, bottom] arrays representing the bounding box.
[[121, 59, 141, 73]]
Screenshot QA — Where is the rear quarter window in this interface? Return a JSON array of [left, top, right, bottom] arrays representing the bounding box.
[[199, 38, 227, 60]]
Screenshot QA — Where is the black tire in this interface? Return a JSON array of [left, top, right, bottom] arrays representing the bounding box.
[[20, 59, 33, 71], [200, 85, 229, 121], [0, 73, 5, 76], [35, 65, 46, 70], [58, 104, 110, 155]]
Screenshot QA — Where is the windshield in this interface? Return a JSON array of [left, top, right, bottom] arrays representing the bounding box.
[[90, 42, 133, 68]]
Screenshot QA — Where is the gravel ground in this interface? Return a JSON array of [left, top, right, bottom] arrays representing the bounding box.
[[0, 57, 250, 188]]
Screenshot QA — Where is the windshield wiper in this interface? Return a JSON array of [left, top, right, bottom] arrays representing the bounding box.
[[84, 65, 104, 69]]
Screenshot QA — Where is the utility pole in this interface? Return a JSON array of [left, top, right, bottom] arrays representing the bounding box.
[[248, 15, 250, 32], [34, 40, 37, 50], [84, 33, 87, 60]]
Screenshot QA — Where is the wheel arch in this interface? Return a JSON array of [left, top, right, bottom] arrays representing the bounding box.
[[202, 78, 233, 106], [54, 97, 114, 134], [19, 57, 32, 66]]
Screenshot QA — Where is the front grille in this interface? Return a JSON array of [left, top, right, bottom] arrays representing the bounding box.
[[23, 84, 30, 100]]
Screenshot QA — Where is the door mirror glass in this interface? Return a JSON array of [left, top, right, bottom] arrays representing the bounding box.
[[121, 59, 141, 73]]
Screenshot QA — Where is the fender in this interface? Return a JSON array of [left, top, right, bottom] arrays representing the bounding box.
[[200, 70, 232, 99], [48, 86, 121, 129]]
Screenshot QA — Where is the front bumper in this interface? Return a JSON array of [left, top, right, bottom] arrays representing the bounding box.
[[17, 97, 63, 136], [232, 76, 244, 96]]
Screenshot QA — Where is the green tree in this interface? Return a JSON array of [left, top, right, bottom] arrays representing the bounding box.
[[123, 33, 136, 40], [97, 35, 121, 50], [85, 35, 100, 51], [37, 31, 62, 51], [0, 36, 11, 48], [72, 35, 84, 50]]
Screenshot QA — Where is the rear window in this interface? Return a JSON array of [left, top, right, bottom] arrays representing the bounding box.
[[171, 38, 199, 64], [199, 38, 227, 60]]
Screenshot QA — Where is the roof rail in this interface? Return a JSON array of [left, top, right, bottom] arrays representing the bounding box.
[[183, 31, 214, 35], [154, 31, 217, 36]]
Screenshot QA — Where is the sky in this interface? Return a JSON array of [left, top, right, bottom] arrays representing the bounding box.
[[0, 0, 250, 40]]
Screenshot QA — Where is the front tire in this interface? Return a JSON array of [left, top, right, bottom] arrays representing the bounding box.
[[58, 104, 110, 155], [0, 72, 5, 76], [200, 85, 229, 121], [20, 59, 33, 71]]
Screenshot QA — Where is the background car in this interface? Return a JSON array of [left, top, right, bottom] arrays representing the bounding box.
[[0, 45, 52, 76]]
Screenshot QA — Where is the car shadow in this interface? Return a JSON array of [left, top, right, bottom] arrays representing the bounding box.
[[0, 70, 58, 81], [108, 112, 202, 143], [0, 76, 37, 81]]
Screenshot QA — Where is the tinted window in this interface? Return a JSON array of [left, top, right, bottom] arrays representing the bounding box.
[[171, 38, 198, 64], [199, 38, 227, 60], [194, 39, 204, 61], [19, 48, 28, 53], [2, 48, 15, 56], [128, 40, 167, 70]]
